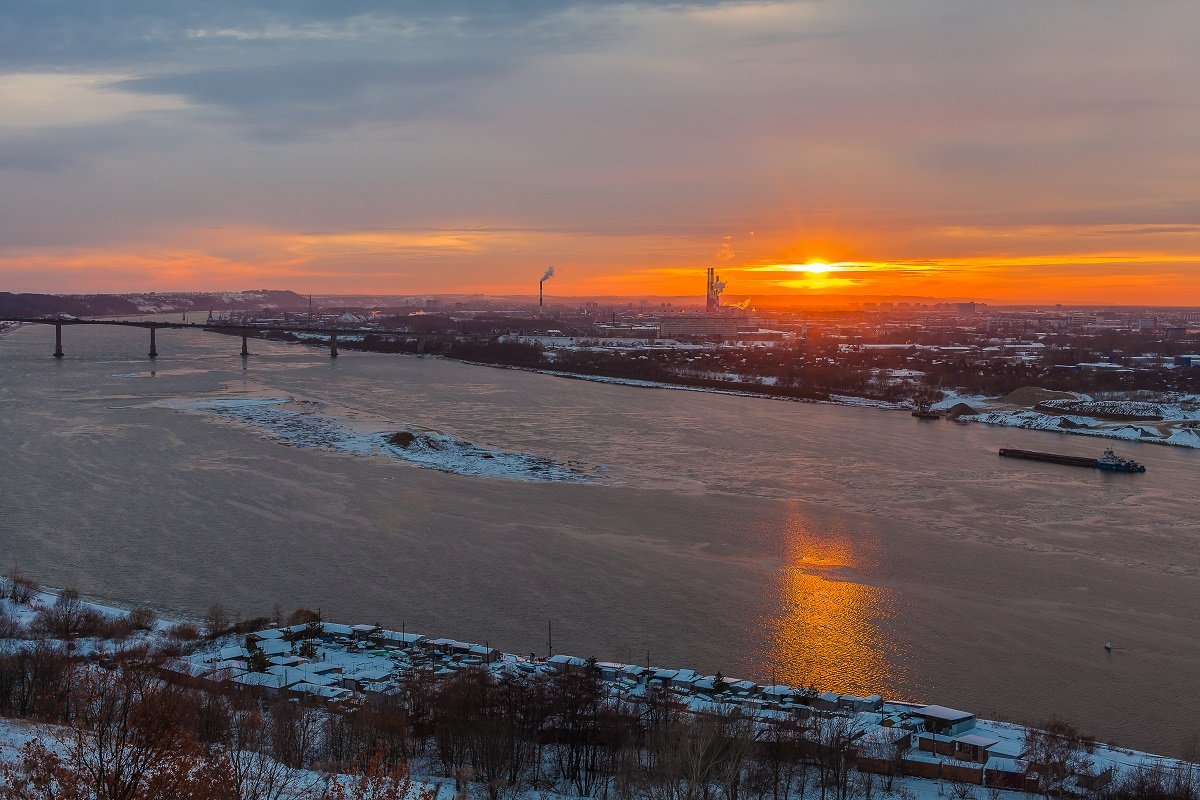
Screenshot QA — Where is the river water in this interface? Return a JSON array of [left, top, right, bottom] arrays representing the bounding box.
[[1, 322, 1198, 755]]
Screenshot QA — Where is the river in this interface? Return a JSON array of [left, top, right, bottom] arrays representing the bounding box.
[[1, 322, 1197, 755]]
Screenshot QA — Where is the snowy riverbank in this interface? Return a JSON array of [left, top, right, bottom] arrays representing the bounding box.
[[933, 390, 1200, 450], [3, 585, 1195, 800]]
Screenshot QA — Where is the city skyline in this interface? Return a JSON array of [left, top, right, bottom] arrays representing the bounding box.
[[2, 2, 1198, 303]]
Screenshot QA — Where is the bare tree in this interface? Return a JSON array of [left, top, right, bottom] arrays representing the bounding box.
[[223, 700, 316, 800], [57, 665, 213, 800], [1023, 718, 1091, 798], [205, 604, 229, 639]]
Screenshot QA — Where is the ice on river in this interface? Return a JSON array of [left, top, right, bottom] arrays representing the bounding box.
[[162, 395, 595, 482]]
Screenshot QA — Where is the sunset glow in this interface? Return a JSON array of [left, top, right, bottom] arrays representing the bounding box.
[[1, 2, 1197, 304], [765, 505, 904, 698]]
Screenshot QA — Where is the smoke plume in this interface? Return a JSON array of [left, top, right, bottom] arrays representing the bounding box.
[[540, 266, 555, 282], [715, 235, 735, 262]]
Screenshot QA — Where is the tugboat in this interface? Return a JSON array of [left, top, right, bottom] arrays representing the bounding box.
[[1095, 448, 1147, 473]]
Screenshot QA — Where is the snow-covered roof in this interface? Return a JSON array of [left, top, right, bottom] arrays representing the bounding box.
[[915, 704, 975, 722], [256, 639, 290, 657], [251, 628, 285, 640], [268, 655, 305, 667], [292, 682, 352, 700], [956, 734, 1000, 748], [233, 672, 283, 688], [219, 645, 250, 661], [164, 659, 210, 678], [266, 665, 337, 687], [548, 654, 588, 667], [373, 629, 425, 644], [208, 659, 249, 675]]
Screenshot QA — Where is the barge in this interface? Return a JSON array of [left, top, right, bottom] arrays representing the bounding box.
[[998, 447, 1146, 472]]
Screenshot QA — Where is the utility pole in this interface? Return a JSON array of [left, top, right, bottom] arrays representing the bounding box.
[[547, 619, 553, 657]]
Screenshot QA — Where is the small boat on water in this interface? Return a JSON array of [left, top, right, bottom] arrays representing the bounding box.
[[998, 447, 1146, 473]]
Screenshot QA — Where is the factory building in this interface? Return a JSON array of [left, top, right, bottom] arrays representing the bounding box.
[[659, 316, 741, 339]]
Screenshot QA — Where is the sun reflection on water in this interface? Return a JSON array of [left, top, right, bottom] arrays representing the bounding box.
[[762, 506, 906, 698]]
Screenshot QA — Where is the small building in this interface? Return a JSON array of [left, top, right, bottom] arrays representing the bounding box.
[[350, 623, 378, 640], [649, 668, 680, 685], [268, 655, 306, 668], [760, 685, 797, 703], [232, 671, 286, 697], [838, 694, 883, 713], [595, 662, 627, 681], [371, 630, 426, 649], [547, 654, 589, 673], [985, 757, 1032, 791], [952, 733, 1000, 764], [671, 669, 702, 691], [621, 664, 649, 683], [219, 645, 250, 661], [912, 705, 976, 736], [810, 691, 841, 711], [267, 665, 338, 688], [290, 682, 353, 702], [341, 668, 394, 691], [321, 622, 355, 639], [254, 639, 291, 658]]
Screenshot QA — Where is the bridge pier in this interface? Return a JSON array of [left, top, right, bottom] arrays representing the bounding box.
[[148, 326, 158, 359], [241, 333, 249, 358], [329, 333, 338, 358], [53, 323, 63, 358]]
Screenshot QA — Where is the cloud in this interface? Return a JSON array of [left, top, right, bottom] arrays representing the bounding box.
[[109, 58, 509, 138], [0, 2, 738, 71]]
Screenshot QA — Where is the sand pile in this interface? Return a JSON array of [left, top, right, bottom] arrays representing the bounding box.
[[999, 386, 1079, 406], [944, 402, 980, 418]]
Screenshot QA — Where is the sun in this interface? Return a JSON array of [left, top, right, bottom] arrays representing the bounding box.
[[771, 261, 840, 274]]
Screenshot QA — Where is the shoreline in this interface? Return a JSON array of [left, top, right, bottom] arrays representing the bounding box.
[[449, 355, 1200, 450]]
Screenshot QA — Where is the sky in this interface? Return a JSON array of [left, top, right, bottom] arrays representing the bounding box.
[[1, 1, 1198, 305]]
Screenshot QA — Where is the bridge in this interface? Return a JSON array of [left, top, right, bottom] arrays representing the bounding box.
[[0, 317, 447, 359]]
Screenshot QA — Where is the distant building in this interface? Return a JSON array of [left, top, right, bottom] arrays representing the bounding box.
[[659, 316, 740, 339]]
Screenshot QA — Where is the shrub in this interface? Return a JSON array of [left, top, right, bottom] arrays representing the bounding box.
[[8, 572, 38, 605], [126, 607, 157, 632], [0, 605, 25, 639], [167, 622, 201, 641], [288, 607, 322, 625]]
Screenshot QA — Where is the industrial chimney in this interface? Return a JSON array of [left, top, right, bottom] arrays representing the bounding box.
[[539, 266, 555, 311]]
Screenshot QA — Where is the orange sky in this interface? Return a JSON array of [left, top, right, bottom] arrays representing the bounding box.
[[1, 3, 1198, 304]]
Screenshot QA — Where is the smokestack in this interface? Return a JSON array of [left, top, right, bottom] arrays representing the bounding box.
[[538, 266, 555, 310]]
